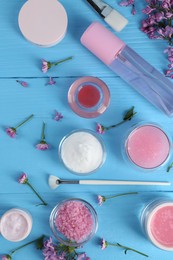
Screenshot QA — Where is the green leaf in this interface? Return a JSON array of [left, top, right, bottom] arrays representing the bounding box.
[[123, 106, 136, 121], [36, 235, 45, 250]]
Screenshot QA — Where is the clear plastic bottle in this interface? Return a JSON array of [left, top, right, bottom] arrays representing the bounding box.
[[81, 22, 173, 116]]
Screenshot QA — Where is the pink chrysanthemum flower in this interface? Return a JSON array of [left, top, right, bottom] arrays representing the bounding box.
[[36, 141, 49, 151], [6, 114, 34, 138], [16, 80, 28, 87], [18, 172, 28, 184], [97, 195, 106, 206], [18, 172, 47, 206], [101, 239, 108, 250], [41, 56, 73, 73], [6, 127, 16, 138], [97, 192, 137, 206], [96, 123, 105, 134], [47, 77, 56, 85], [54, 111, 63, 121], [42, 59, 49, 73], [36, 122, 49, 151]]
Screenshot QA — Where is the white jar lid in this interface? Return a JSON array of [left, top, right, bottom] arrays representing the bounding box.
[[18, 0, 68, 47]]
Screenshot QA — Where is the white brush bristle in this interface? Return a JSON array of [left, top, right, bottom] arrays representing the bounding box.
[[48, 175, 59, 189]]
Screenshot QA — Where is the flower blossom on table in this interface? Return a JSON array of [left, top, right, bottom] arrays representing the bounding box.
[[43, 237, 90, 260], [42, 237, 58, 260], [97, 195, 106, 206], [96, 123, 105, 134], [41, 56, 73, 73], [36, 122, 49, 151], [100, 238, 148, 257], [18, 172, 28, 184], [47, 77, 56, 86], [119, 0, 136, 15], [18, 172, 47, 206], [6, 127, 16, 138], [6, 114, 34, 138], [101, 239, 108, 250], [16, 80, 28, 87], [141, 0, 173, 78], [54, 111, 63, 121], [96, 107, 136, 134], [97, 192, 138, 206]]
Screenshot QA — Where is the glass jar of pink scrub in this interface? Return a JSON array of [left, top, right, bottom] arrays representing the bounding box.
[[122, 122, 171, 170], [141, 199, 173, 251], [0, 208, 32, 242], [49, 198, 98, 247]]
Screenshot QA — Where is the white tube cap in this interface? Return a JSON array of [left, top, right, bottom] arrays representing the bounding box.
[[104, 9, 128, 32]]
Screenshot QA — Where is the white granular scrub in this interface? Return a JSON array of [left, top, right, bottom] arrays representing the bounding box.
[[60, 131, 104, 174]]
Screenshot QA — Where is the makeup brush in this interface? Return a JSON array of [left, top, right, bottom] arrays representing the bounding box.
[[48, 175, 171, 190]]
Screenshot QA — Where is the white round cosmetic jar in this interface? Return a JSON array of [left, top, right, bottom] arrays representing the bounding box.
[[59, 129, 106, 175], [18, 0, 68, 47], [0, 208, 32, 242]]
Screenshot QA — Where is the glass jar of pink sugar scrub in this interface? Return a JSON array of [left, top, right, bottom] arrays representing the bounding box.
[[49, 198, 98, 247], [0, 208, 32, 242], [59, 129, 106, 175], [141, 199, 173, 251], [122, 122, 171, 170]]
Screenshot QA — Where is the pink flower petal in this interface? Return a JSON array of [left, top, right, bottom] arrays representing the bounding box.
[[6, 127, 16, 138], [18, 173, 28, 184]]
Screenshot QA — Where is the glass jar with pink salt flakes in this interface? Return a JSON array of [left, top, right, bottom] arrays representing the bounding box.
[[49, 198, 98, 247]]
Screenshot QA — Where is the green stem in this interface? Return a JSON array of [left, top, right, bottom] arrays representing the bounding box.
[[105, 112, 136, 130], [53, 56, 73, 66], [41, 122, 46, 141], [167, 162, 173, 172], [15, 114, 34, 129], [11, 235, 44, 254], [108, 242, 148, 257], [27, 181, 47, 206], [105, 192, 138, 200]]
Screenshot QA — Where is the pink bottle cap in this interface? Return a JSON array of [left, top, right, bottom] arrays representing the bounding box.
[[18, 0, 68, 47], [80, 22, 125, 65]]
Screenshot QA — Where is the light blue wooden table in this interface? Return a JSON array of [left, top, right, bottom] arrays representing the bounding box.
[[0, 0, 173, 259]]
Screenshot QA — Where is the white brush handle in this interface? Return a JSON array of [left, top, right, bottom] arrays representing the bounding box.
[[79, 180, 170, 186]]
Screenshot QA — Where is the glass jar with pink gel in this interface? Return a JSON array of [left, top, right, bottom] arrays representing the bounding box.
[[0, 208, 32, 242], [49, 198, 98, 247], [123, 122, 171, 170], [141, 199, 173, 250]]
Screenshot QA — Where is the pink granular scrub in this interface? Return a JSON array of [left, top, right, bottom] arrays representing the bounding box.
[[55, 200, 94, 243], [126, 125, 170, 169]]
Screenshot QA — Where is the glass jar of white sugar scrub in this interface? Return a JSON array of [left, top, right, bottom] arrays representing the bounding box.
[[59, 129, 106, 175], [49, 198, 98, 247], [0, 208, 32, 242]]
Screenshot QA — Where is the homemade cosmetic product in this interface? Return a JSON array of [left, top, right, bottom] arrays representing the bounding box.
[[59, 129, 106, 175], [50, 198, 98, 247], [68, 76, 110, 118], [18, 0, 67, 47], [0, 208, 32, 242], [123, 123, 170, 170], [141, 199, 173, 250], [81, 22, 173, 116]]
